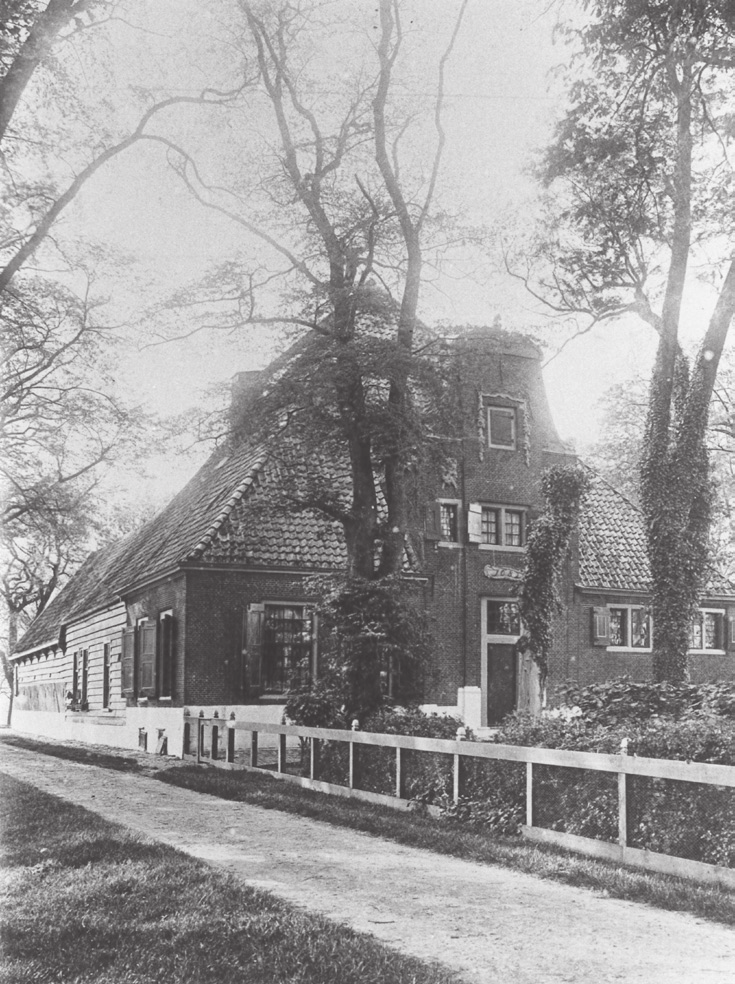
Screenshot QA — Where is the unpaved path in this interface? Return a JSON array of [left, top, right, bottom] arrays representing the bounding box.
[[1, 739, 733, 984]]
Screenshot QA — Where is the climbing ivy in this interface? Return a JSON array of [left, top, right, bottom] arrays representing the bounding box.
[[518, 466, 590, 685]]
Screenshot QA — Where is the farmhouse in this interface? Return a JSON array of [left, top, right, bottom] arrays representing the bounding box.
[[11, 326, 735, 751]]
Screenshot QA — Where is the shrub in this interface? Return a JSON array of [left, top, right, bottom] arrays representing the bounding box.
[[556, 676, 735, 724]]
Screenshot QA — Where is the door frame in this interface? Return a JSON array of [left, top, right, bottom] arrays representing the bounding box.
[[480, 597, 521, 727]]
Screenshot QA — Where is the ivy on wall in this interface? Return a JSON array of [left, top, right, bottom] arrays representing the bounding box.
[[518, 466, 590, 684]]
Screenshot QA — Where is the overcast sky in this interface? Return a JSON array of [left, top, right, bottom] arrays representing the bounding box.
[[50, 0, 667, 502]]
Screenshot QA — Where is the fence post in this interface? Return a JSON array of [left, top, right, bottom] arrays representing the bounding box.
[[453, 727, 465, 803], [349, 719, 359, 789], [211, 711, 219, 761], [310, 737, 320, 780], [250, 730, 258, 769], [395, 746, 404, 799], [197, 710, 204, 765], [618, 738, 628, 848], [277, 732, 287, 773], [526, 762, 533, 827], [227, 714, 235, 764]]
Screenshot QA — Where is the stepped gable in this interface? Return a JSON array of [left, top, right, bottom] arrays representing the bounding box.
[[15, 438, 268, 655]]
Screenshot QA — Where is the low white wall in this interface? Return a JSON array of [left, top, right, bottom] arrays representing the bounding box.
[[10, 705, 185, 757]]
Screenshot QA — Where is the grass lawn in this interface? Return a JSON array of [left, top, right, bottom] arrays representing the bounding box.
[[3, 733, 735, 930], [0, 772, 457, 984]]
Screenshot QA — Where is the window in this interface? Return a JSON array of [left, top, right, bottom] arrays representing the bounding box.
[[485, 599, 521, 637], [262, 605, 314, 695], [592, 605, 650, 649], [439, 502, 459, 541], [488, 406, 516, 450], [470, 504, 526, 548], [689, 609, 725, 651]]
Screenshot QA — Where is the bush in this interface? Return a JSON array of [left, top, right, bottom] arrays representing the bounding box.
[[490, 713, 735, 866], [556, 676, 735, 724]]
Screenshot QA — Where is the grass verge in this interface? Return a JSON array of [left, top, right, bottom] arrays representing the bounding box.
[[3, 732, 735, 928], [0, 771, 456, 984]]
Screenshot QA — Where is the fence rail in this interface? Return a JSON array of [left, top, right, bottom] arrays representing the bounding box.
[[183, 714, 735, 889]]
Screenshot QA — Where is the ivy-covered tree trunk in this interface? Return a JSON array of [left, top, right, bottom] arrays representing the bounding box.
[[517, 466, 590, 714]]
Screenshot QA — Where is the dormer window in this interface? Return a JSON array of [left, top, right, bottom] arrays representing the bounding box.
[[488, 406, 516, 450]]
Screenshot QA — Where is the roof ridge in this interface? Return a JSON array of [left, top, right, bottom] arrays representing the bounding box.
[[186, 446, 269, 560]]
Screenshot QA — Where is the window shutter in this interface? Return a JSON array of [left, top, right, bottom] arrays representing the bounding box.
[[72, 651, 79, 700], [310, 611, 319, 682], [139, 620, 157, 697], [121, 627, 135, 695], [424, 501, 442, 540], [159, 614, 174, 698], [467, 503, 483, 543], [81, 650, 88, 704], [728, 616, 735, 650], [591, 607, 610, 647], [245, 603, 265, 698]]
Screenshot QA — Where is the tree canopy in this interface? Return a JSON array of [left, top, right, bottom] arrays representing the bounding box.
[[516, 0, 735, 681]]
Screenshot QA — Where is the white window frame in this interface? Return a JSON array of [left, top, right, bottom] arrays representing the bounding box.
[[437, 498, 462, 547], [606, 604, 652, 652], [487, 405, 517, 450], [476, 504, 527, 551], [688, 608, 726, 654]]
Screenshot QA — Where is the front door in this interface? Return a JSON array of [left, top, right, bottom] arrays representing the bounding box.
[[486, 644, 517, 725], [481, 599, 520, 726]]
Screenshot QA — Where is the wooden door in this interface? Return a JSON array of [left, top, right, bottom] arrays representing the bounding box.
[[486, 643, 517, 725]]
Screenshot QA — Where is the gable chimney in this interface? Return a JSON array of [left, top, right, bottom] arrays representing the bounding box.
[[229, 370, 263, 444]]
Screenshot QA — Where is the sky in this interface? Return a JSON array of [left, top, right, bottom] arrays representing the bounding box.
[[41, 0, 669, 503]]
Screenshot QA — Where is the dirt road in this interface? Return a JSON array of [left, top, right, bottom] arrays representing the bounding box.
[[1, 739, 733, 983]]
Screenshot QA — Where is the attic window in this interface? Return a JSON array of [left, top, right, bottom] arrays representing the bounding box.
[[488, 406, 516, 450]]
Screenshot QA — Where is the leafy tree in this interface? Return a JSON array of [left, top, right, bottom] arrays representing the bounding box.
[[513, 0, 735, 681]]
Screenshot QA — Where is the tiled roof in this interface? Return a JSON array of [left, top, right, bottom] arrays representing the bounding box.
[[15, 439, 268, 655], [577, 468, 735, 596], [577, 471, 651, 591]]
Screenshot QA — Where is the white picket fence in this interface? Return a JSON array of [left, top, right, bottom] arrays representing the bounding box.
[[183, 713, 735, 889]]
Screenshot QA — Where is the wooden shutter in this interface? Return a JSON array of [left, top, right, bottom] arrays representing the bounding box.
[[310, 612, 319, 682], [81, 650, 88, 704], [728, 616, 735, 650], [467, 503, 483, 543], [245, 603, 264, 698], [591, 607, 610, 647], [159, 614, 174, 698], [424, 501, 442, 540], [139, 620, 157, 697], [121, 626, 136, 695], [72, 651, 79, 700]]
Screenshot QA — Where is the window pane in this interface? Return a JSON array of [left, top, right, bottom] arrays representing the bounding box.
[[262, 605, 311, 694], [481, 507, 499, 544], [704, 612, 719, 649], [505, 510, 523, 546], [690, 616, 703, 650], [609, 608, 626, 646], [630, 609, 649, 648], [440, 503, 458, 541], [486, 600, 521, 636], [489, 407, 515, 448]]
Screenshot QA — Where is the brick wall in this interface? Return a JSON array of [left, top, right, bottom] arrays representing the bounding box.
[[183, 567, 318, 705]]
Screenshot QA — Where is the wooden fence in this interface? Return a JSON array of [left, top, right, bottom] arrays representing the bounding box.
[[183, 713, 735, 889]]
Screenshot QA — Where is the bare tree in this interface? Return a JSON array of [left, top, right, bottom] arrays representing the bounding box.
[[156, 0, 468, 580]]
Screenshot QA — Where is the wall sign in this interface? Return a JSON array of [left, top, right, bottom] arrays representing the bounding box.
[[483, 565, 523, 581]]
